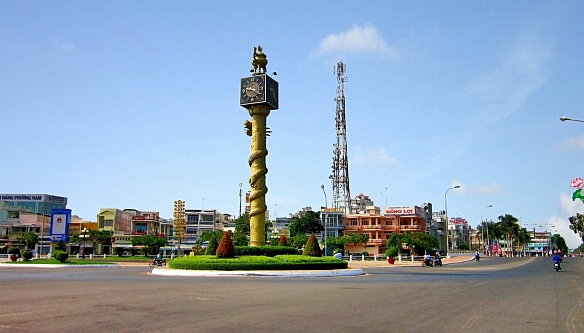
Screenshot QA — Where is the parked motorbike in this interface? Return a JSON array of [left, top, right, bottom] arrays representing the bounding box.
[[553, 261, 561, 272], [149, 258, 167, 268]]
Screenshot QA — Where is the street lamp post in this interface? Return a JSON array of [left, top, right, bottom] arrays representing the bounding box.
[[81, 228, 88, 259], [560, 116, 584, 123], [445, 185, 460, 257], [321, 184, 328, 256], [482, 205, 493, 255]]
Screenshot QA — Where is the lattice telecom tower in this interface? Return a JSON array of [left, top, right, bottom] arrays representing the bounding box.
[[330, 62, 351, 214]]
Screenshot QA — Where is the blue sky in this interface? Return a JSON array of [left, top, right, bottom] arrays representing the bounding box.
[[2, 1, 584, 248]]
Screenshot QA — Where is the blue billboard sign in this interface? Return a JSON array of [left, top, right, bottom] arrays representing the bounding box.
[[50, 209, 71, 242]]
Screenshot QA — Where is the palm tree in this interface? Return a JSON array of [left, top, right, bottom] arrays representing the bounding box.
[[516, 228, 532, 256], [497, 214, 519, 256]]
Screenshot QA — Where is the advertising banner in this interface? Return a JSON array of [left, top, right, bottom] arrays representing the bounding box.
[[50, 209, 71, 242]]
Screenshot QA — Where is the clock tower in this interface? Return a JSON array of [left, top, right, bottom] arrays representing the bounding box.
[[240, 46, 279, 246]]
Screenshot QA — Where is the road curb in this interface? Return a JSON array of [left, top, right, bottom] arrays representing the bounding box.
[[151, 267, 365, 277]]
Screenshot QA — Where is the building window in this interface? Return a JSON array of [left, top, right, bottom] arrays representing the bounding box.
[[350, 220, 358, 226], [187, 215, 199, 222], [104, 220, 114, 227]]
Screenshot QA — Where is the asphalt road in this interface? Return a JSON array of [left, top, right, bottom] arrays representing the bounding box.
[[0, 256, 582, 333]]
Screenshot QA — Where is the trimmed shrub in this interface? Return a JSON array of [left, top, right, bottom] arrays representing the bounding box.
[[278, 235, 288, 246], [54, 251, 69, 262], [302, 234, 322, 257], [216, 232, 235, 258], [21, 250, 33, 261], [385, 247, 399, 258], [8, 247, 20, 256], [204, 235, 218, 255], [113, 246, 125, 257]]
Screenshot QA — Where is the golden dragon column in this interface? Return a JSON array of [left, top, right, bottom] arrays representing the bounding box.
[[240, 46, 279, 246]]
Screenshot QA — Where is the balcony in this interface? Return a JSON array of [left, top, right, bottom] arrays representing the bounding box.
[[361, 225, 382, 230]]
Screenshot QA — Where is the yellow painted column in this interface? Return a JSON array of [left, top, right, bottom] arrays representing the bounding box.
[[248, 104, 270, 246]]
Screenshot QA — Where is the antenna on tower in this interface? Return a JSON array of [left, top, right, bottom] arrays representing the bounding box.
[[329, 61, 351, 215]]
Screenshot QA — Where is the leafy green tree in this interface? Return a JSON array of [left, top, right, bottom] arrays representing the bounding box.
[[131, 235, 167, 255], [568, 213, 584, 243], [551, 234, 568, 254], [386, 232, 439, 255], [289, 208, 324, 237], [289, 234, 309, 249], [326, 236, 349, 253], [15, 231, 38, 250], [231, 232, 249, 246], [234, 213, 250, 235]]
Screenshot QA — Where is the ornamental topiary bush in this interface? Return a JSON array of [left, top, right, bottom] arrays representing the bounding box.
[[204, 235, 218, 255], [302, 233, 322, 257], [385, 247, 399, 259], [21, 250, 33, 261], [54, 251, 69, 262], [278, 235, 288, 246], [8, 247, 20, 256], [216, 232, 235, 258]]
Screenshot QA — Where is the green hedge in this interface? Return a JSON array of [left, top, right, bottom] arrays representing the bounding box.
[[53, 251, 69, 262], [7, 247, 20, 255], [21, 250, 33, 261], [234, 246, 299, 257], [168, 255, 348, 271]]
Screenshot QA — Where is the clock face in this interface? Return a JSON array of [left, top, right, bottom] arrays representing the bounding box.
[[240, 74, 278, 110], [240, 76, 265, 105], [265, 75, 279, 110]]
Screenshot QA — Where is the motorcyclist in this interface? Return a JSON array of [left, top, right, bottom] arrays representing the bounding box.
[[552, 251, 562, 269], [474, 251, 480, 261], [424, 253, 432, 266], [156, 252, 164, 265], [434, 251, 442, 265]]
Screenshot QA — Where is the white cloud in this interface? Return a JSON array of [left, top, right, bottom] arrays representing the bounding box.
[[465, 39, 551, 126], [451, 180, 506, 195], [558, 135, 584, 152], [52, 40, 75, 51], [352, 147, 400, 167], [534, 193, 584, 249], [316, 24, 399, 59]]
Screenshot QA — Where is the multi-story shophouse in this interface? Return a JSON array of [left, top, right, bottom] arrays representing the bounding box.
[[0, 194, 68, 254], [448, 217, 470, 250], [431, 211, 448, 253], [183, 209, 224, 248], [320, 207, 345, 254], [97, 208, 133, 251], [344, 205, 426, 255]]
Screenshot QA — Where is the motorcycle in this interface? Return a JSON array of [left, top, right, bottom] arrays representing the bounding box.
[[434, 257, 443, 267], [553, 261, 561, 272], [474, 254, 480, 262], [422, 257, 433, 267], [149, 258, 167, 268]]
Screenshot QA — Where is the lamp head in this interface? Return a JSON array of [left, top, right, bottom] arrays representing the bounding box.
[[560, 117, 569, 122]]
